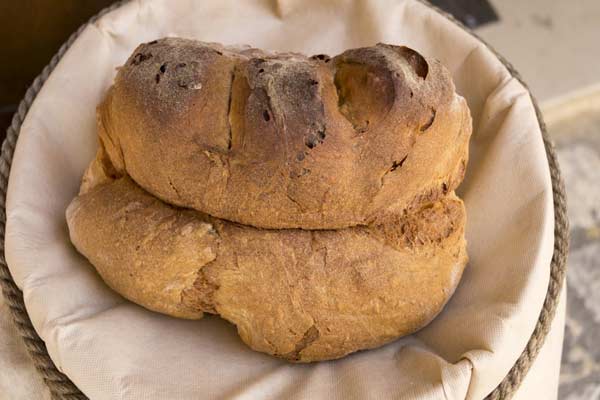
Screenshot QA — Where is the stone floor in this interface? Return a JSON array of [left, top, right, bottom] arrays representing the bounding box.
[[550, 110, 600, 400]]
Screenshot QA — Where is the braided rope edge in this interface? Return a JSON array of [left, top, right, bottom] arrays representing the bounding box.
[[0, 1, 569, 399]]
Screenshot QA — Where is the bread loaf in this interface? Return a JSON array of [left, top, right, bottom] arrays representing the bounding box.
[[98, 38, 470, 229], [67, 38, 471, 362]]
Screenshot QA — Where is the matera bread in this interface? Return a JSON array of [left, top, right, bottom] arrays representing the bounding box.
[[67, 38, 472, 362]]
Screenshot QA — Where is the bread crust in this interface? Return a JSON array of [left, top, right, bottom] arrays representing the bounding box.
[[68, 165, 466, 362], [99, 38, 470, 229]]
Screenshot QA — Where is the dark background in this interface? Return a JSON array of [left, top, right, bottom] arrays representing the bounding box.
[[0, 0, 496, 143], [0, 1, 115, 140]]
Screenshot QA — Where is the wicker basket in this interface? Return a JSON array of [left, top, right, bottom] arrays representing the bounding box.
[[0, 1, 568, 399]]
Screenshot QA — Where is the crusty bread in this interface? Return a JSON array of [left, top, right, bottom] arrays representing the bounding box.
[[68, 152, 467, 361], [66, 39, 471, 362], [98, 38, 470, 229]]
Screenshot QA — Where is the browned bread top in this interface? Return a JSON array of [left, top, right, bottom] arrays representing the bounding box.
[[99, 38, 471, 229]]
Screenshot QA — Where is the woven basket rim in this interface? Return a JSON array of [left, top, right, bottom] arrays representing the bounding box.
[[0, 1, 569, 399]]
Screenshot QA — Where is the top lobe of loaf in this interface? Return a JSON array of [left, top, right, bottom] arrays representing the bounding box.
[[99, 38, 471, 229]]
